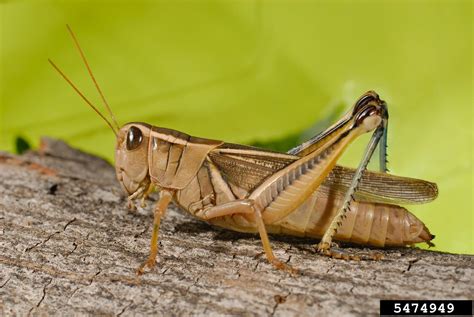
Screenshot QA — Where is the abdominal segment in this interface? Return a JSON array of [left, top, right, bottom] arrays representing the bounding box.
[[269, 191, 434, 247]]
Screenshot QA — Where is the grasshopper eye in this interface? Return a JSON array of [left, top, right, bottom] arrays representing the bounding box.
[[126, 126, 143, 151]]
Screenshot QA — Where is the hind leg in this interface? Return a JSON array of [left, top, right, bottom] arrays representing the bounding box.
[[317, 242, 383, 261]]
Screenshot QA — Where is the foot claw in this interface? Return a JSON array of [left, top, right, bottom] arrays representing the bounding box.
[[315, 243, 383, 261], [127, 200, 136, 211], [317, 241, 331, 253], [136, 257, 157, 275], [270, 259, 299, 276], [367, 251, 384, 261]]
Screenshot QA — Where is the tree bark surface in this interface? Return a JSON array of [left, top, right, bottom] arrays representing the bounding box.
[[0, 138, 472, 316]]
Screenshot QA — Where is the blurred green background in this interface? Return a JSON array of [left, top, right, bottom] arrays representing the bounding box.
[[1, 1, 472, 254]]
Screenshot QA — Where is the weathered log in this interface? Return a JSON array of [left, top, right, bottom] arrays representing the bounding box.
[[0, 138, 472, 316]]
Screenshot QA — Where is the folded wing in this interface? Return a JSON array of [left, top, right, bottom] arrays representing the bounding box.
[[209, 143, 438, 205]]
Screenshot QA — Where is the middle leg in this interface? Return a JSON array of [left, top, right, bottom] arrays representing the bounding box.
[[194, 200, 297, 274]]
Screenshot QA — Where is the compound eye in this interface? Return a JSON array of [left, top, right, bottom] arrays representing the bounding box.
[[126, 126, 143, 151], [355, 106, 377, 126]]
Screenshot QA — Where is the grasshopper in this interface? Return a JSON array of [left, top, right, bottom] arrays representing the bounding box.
[[49, 26, 437, 274]]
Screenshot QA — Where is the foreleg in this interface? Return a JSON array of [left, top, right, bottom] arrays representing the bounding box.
[[136, 190, 173, 275]]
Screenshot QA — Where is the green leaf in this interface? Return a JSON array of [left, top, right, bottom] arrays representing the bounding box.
[[14, 135, 31, 154]]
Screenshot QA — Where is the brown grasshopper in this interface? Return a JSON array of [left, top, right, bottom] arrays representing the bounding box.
[[49, 26, 437, 274]]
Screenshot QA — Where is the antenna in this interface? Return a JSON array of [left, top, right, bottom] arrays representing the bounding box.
[[66, 24, 120, 131], [48, 59, 118, 136]]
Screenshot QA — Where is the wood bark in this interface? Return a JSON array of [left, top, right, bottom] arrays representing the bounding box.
[[0, 138, 472, 316]]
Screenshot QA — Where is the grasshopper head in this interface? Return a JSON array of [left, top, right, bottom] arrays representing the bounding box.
[[115, 123, 152, 195]]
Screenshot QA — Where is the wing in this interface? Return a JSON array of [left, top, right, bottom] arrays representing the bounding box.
[[209, 143, 296, 191], [209, 143, 438, 205], [321, 165, 438, 205]]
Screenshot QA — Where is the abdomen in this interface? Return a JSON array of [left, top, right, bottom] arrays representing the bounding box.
[[269, 191, 434, 247]]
